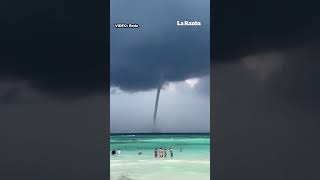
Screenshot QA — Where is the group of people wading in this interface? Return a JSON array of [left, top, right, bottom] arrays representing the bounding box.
[[154, 147, 174, 158], [111, 147, 182, 158]]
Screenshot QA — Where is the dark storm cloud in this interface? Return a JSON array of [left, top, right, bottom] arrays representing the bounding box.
[[213, 0, 320, 61], [212, 0, 320, 109], [213, 56, 320, 180], [1, 1, 108, 180], [212, 1, 320, 179], [0, 0, 106, 98], [110, 0, 210, 91], [0, 87, 21, 103], [268, 47, 320, 107], [0, 95, 109, 180]]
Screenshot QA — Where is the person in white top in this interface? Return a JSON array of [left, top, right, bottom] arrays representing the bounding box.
[[159, 148, 163, 158], [116, 149, 121, 156]]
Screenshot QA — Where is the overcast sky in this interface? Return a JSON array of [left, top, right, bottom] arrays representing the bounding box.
[[110, 0, 210, 133], [213, 1, 320, 179], [1, 0, 320, 179]]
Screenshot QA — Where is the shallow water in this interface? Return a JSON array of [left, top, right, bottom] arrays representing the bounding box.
[[110, 134, 210, 180]]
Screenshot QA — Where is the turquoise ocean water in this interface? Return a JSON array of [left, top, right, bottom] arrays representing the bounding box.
[[110, 133, 210, 180]]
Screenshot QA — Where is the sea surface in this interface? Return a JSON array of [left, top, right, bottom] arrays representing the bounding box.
[[110, 133, 210, 180]]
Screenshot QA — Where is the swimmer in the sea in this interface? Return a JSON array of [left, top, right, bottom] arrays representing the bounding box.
[[170, 147, 173, 158], [159, 148, 163, 158], [154, 148, 158, 158]]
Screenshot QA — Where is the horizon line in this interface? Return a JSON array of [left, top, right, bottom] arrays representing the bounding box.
[[110, 132, 210, 135]]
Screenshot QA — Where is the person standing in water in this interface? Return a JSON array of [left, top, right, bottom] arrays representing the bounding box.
[[154, 148, 158, 158], [117, 149, 121, 156], [164, 149, 167, 157], [159, 148, 163, 158], [170, 147, 173, 158]]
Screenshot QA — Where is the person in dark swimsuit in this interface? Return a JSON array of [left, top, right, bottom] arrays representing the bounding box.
[[154, 148, 158, 158], [111, 149, 116, 155], [170, 147, 173, 158], [164, 149, 167, 157]]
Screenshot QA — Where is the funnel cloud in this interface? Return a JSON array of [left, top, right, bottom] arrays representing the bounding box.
[[152, 84, 162, 132], [110, 0, 210, 133]]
